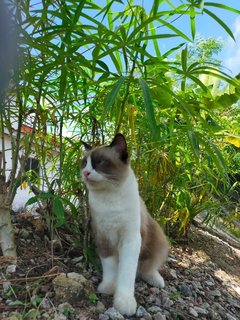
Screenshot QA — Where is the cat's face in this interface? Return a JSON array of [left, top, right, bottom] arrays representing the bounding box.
[[81, 134, 129, 190]]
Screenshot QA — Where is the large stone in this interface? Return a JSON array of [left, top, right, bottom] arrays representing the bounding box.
[[52, 272, 94, 305]]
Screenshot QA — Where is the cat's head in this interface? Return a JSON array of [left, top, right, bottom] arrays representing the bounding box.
[[81, 134, 130, 190]]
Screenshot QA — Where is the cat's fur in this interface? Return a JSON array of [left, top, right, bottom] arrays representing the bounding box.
[[81, 134, 169, 316]]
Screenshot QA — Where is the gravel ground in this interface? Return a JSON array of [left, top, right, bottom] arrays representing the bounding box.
[[0, 217, 239, 320]]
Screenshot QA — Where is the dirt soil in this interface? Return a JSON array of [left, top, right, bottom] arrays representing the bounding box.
[[0, 215, 239, 320]]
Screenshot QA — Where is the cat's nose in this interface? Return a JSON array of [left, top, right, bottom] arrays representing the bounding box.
[[83, 170, 90, 177]]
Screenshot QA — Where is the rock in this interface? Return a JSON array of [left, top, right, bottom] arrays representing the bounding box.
[[189, 307, 198, 317], [201, 302, 210, 309], [208, 309, 222, 320], [179, 284, 193, 297], [193, 281, 202, 289], [153, 313, 166, 320], [149, 287, 160, 295], [194, 306, 208, 315], [54, 303, 75, 320], [40, 298, 52, 310], [3, 281, 11, 292], [168, 253, 177, 262], [161, 294, 174, 309], [71, 256, 83, 264], [42, 312, 53, 319], [33, 234, 41, 241], [147, 306, 162, 314], [96, 301, 106, 313], [169, 269, 178, 279], [234, 286, 240, 295], [99, 315, 109, 320], [6, 299, 13, 304], [52, 272, 94, 305], [6, 264, 16, 274], [209, 289, 221, 297], [136, 306, 152, 319], [54, 313, 67, 320], [226, 313, 237, 320], [136, 306, 147, 317], [104, 307, 124, 320], [57, 302, 74, 314], [19, 228, 30, 239], [205, 280, 215, 287]]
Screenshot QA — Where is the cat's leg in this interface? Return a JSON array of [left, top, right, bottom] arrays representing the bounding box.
[[139, 259, 165, 288], [113, 234, 141, 316], [98, 255, 118, 295]]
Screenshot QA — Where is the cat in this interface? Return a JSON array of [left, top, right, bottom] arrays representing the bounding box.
[[81, 134, 169, 316]]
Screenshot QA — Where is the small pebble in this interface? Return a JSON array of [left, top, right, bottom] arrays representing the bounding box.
[[209, 289, 221, 297], [147, 306, 162, 314], [226, 313, 237, 320], [99, 315, 109, 320], [6, 264, 16, 274], [136, 306, 147, 317], [169, 269, 178, 279], [194, 306, 208, 315], [104, 307, 124, 320], [179, 284, 193, 297], [153, 313, 166, 320], [189, 307, 198, 317], [96, 301, 106, 313]]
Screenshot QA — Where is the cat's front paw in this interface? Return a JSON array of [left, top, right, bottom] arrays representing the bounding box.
[[97, 281, 115, 295], [113, 293, 137, 316]]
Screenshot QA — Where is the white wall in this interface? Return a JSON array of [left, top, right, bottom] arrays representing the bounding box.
[[1, 132, 58, 212]]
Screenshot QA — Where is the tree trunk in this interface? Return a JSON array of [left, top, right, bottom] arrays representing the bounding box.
[[0, 206, 16, 257], [0, 177, 16, 258]]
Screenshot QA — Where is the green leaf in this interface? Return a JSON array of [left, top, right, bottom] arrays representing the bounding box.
[[181, 46, 188, 72], [96, 60, 110, 73], [88, 294, 99, 302], [26, 192, 54, 206], [101, 76, 126, 121], [139, 79, 158, 139], [188, 131, 200, 162], [157, 18, 192, 42], [189, 6, 196, 40], [149, 22, 161, 57], [187, 75, 209, 92], [31, 295, 43, 307], [59, 65, 67, 101], [204, 2, 240, 14], [162, 42, 185, 58], [24, 308, 40, 319], [9, 300, 25, 306], [216, 92, 240, 108], [26, 196, 38, 206], [203, 8, 235, 41], [127, 12, 191, 43], [53, 197, 65, 227], [61, 198, 78, 216]]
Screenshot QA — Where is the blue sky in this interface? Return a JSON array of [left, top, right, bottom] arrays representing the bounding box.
[[138, 0, 240, 76]]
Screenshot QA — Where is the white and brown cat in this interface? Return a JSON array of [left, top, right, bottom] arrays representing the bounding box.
[[81, 134, 169, 316]]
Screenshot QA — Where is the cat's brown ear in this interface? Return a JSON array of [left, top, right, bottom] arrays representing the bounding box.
[[81, 140, 92, 151], [110, 134, 128, 162]]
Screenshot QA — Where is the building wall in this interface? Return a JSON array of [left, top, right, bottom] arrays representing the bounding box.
[[0, 132, 57, 212]]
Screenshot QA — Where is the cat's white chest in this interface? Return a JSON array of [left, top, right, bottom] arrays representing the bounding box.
[[88, 172, 140, 246]]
